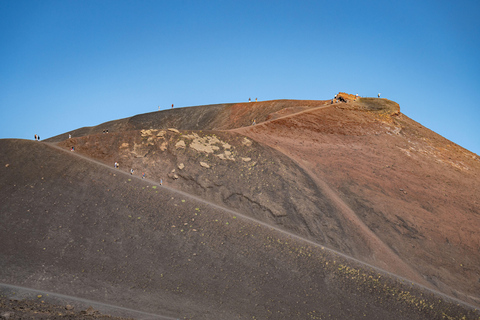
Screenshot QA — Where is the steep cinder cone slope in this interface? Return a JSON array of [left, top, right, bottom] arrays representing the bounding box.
[[0, 139, 479, 319], [54, 97, 480, 308], [237, 97, 480, 307]]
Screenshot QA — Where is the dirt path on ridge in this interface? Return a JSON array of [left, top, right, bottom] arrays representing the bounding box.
[[229, 103, 334, 133]]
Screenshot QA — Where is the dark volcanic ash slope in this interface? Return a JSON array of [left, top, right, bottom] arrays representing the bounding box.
[[57, 128, 363, 255], [238, 97, 480, 307], [52, 97, 480, 309], [1, 139, 479, 320]]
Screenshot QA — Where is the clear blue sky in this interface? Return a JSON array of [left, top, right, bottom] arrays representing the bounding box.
[[1, 0, 479, 155]]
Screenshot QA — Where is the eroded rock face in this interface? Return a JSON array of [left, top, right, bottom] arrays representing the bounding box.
[[336, 92, 357, 102]]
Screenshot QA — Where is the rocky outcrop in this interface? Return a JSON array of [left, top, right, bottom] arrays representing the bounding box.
[[336, 92, 357, 102]]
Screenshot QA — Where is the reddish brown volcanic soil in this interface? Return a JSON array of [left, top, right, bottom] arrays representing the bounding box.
[[237, 98, 480, 305], [1, 97, 480, 319]]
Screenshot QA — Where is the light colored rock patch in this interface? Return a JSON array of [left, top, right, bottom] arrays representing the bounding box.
[[183, 133, 222, 154], [200, 162, 210, 168], [141, 129, 158, 136], [178, 163, 185, 170], [190, 140, 219, 153], [185, 133, 236, 158], [242, 157, 251, 162], [120, 143, 129, 148], [160, 141, 168, 151], [182, 133, 197, 140], [175, 140, 186, 149], [140, 129, 158, 145], [156, 130, 166, 137], [272, 209, 287, 217], [133, 143, 148, 158], [215, 150, 235, 161], [179, 132, 242, 161], [215, 154, 226, 160], [242, 137, 252, 146], [168, 128, 179, 133]]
